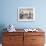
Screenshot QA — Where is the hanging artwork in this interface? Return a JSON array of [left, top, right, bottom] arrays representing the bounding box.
[[18, 7, 35, 21]]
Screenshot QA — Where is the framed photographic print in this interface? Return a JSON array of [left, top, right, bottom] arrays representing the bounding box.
[[18, 7, 35, 21]]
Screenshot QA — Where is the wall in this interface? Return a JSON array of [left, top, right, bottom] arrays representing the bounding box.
[[0, 0, 46, 29]]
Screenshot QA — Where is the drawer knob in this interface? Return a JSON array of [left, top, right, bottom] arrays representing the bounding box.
[[32, 39, 36, 40], [9, 37, 14, 40]]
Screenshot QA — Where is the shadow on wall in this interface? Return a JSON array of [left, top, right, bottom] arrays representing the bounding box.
[[0, 24, 7, 43]]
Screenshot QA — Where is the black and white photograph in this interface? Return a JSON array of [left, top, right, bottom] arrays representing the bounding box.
[[18, 7, 35, 21]]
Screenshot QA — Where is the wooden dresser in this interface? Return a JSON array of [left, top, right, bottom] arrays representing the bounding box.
[[2, 30, 45, 46]]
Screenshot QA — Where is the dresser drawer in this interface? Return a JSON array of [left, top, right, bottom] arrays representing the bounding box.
[[3, 36, 23, 46], [32, 44, 44, 46], [32, 36, 45, 44], [3, 32, 23, 36], [24, 32, 44, 36], [3, 35, 23, 44], [3, 42, 23, 46]]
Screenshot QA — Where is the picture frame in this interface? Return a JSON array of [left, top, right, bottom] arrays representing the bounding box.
[[18, 7, 35, 21]]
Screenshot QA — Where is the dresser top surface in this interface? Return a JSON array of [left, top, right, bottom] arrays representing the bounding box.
[[3, 29, 45, 33]]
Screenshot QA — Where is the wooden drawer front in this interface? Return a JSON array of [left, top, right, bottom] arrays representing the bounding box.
[[3, 36, 23, 44], [3, 43, 23, 46], [24, 36, 44, 46], [24, 36, 32, 46], [32, 44, 44, 46], [32, 36, 45, 44], [3, 32, 23, 36], [3, 36, 11, 44], [24, 32, 44, 36]]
